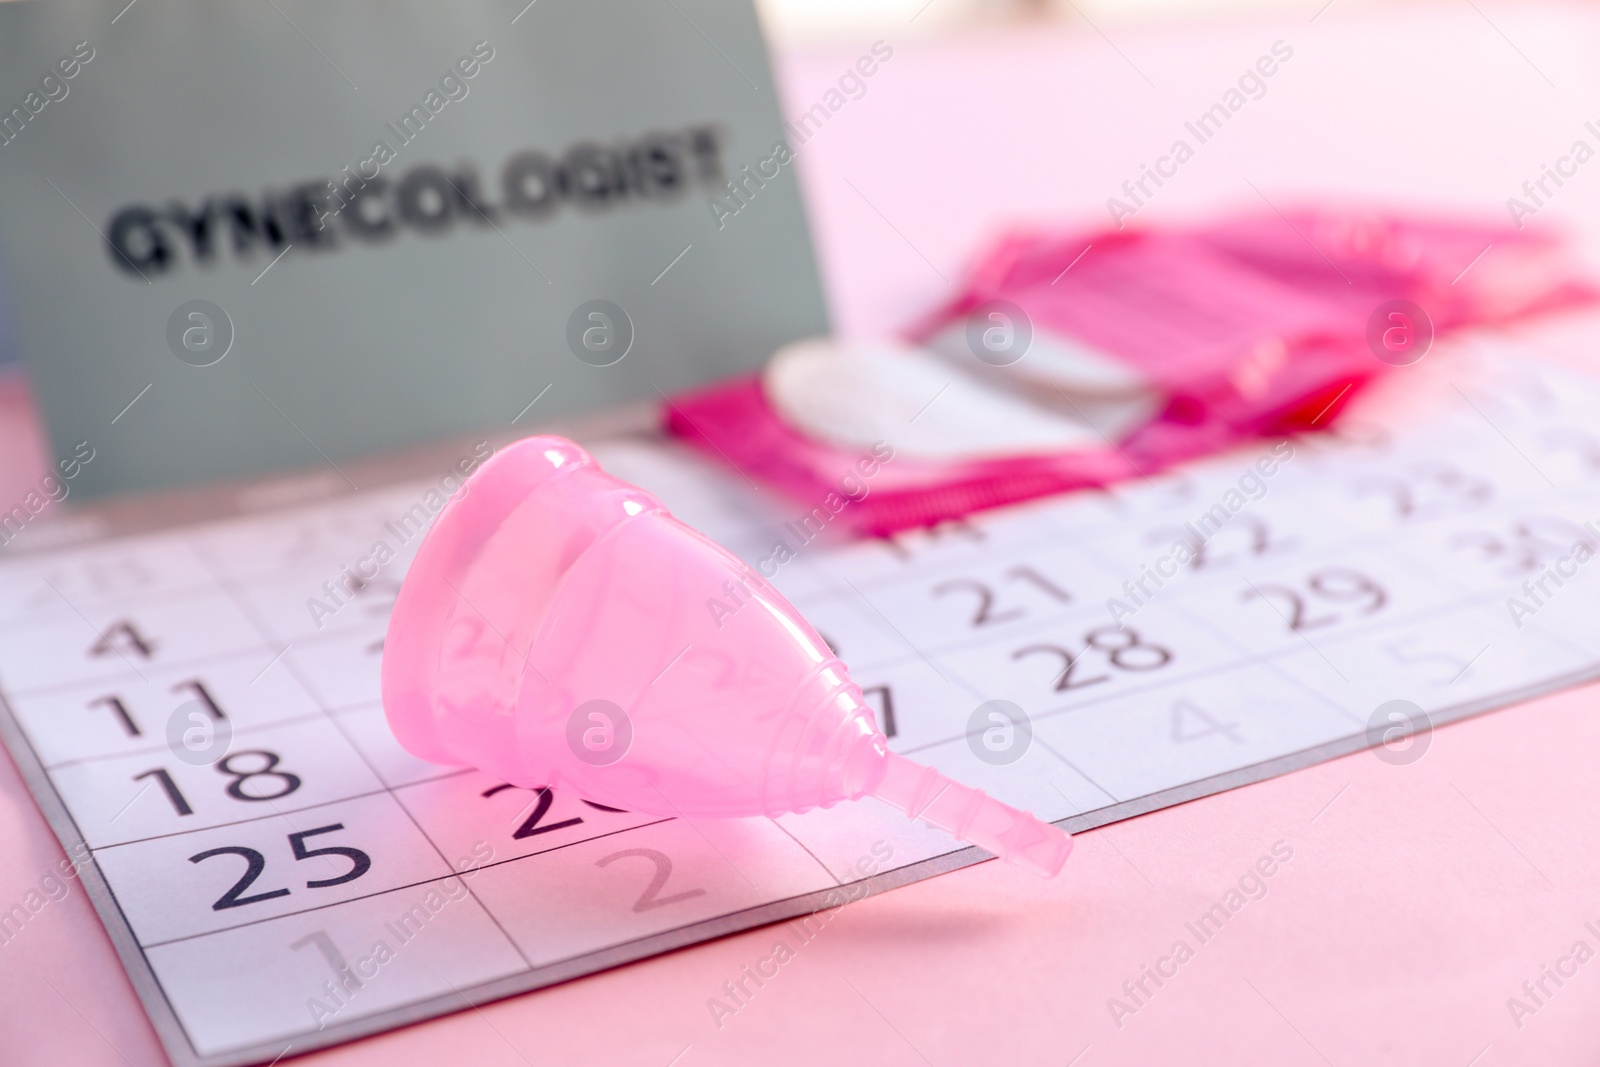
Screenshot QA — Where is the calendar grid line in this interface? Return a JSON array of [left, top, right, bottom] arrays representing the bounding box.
[[1155, 590, 1373, 730], [1240, 645, 1374, 729], [187, 532, 549, 974], [859, 576, 1579, 764], [79, 772, 459, 852], [41, 576, 157, 685], [891, 600, 1591, 766], [785, 496, 1335, 604], [767, 818, 849, 887], [8, 582, 1598, 1066], [35, 710, 330, 771], [1044, 526, 1365, 737], [1027, 735, 1121, 808], [325, 705, 538, 974], [0, 691, 212, 1066], [313, 692, 393, 715], [135, 816, 681, 951], [1386, 526, 1600, 669], [165, 844, 1002, 1067], [886, 628, 1391, 761], [0, 594, 409, 699], [1036, 669, 1590, 837], [797, 563, 1517, 681], [1, 644, 275, 699], [0, 579, 266, 637], [5, 355, 1600, 1066], [788, 471, 1590, 617], [0, 576, 222, 626]]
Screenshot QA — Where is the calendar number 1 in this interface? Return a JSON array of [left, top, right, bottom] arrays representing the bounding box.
[[862, 684, 897, 739], [89, 678, 226, 739]]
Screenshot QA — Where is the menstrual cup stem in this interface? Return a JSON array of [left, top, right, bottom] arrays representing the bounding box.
[[869, 752, 1073, 877]]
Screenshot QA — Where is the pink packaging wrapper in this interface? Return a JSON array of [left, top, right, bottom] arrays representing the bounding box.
[[1194, 207, 1593, 330], [664, 209, 1593, 536]]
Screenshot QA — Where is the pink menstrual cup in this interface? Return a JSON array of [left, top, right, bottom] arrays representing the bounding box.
[[382, 436, 1072, 876]]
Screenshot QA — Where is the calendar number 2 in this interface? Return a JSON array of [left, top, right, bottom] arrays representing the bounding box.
[[190, 824, 371, 911], [933, 566, 1072, 628], [595, 848, 705, 913], [479, 783, 626, 841]]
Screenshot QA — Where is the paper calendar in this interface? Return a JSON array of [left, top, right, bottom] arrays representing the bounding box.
[[3, 342, 1599, 1066]]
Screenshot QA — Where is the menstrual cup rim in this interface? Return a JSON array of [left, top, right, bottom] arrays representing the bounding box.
[[380, 435, 593, 766]]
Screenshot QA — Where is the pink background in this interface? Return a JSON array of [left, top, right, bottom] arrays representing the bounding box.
[[7, 3, 1600, 1063]]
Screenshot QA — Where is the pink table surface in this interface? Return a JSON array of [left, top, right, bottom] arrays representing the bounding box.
[[8, 3, 1600, 1064]]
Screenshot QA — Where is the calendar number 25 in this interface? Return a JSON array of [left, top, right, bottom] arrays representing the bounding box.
[[190, 824, 371, 911]]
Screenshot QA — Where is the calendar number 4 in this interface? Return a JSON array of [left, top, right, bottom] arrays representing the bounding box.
[[1170, 700, 1243, 744], [88, 619, 157, 661]]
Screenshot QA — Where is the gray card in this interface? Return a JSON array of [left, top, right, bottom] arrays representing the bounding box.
[[0, 0, 827, 498]]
